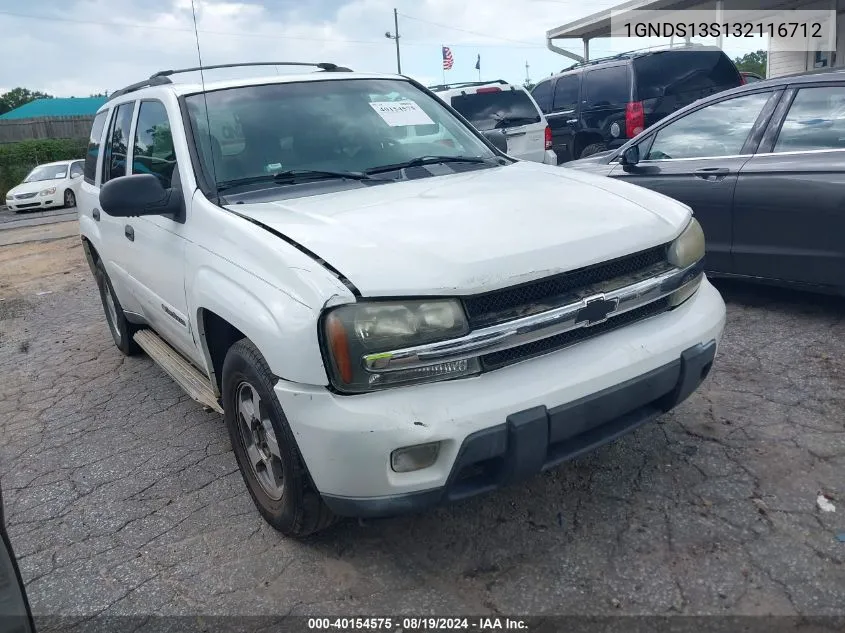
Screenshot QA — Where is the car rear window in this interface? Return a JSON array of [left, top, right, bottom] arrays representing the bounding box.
[[449, 88, 541, 131], [633, 50, 741, 101]]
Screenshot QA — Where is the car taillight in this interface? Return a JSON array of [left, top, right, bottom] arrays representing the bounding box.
[[625, 101, 644, 138], [476, 87, 501, 93], [739, 74, 747, 85], [544, 125, 552, 150]]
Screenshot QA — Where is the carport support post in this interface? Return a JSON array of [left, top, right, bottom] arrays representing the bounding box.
[[583, 38, 590, 61], [716, 0, 724, 50]]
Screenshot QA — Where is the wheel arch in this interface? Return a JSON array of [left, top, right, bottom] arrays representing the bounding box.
[[574, 131, 605, 158]]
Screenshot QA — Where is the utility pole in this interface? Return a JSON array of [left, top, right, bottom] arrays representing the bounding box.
[[524, 61, 531, 87], [384, 8, 402, 74]]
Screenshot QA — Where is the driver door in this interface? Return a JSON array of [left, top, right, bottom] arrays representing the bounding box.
[[611, 90, 779, 274]]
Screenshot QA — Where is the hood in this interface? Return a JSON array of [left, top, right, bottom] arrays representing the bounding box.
[[566, 150, 616, 169], [226, 161, 690, 297], [7, 178, 65, 197]]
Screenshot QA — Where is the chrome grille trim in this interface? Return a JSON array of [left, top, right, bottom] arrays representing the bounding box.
[[363, 260, 704, 374]]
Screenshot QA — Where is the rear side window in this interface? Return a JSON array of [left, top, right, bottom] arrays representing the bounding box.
[[774, 86, 845, 152], [102, 102, 135, 183], [633, 51, 741, 101], [552, 75, 580, 111], [583, 66, 629, 107], [531, 81, 553, 113], [70, 161, 84, 178], [83, 111, 108, 184], [132, 101, 177, 188], [450, 89, 541, 131]]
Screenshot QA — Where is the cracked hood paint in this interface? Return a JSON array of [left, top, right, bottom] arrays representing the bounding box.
[[226, 161, 691, 297]]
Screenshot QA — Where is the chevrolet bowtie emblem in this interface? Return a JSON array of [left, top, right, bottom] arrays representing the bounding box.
[[575, 295, 619, 326]]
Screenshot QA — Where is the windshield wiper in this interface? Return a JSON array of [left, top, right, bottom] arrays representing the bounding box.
[[217, 169, 378, 192], [365, 155, 492, 174]]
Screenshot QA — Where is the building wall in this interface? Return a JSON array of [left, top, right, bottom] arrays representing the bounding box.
[[0, 115, 94, 144], [766, 0, 842, 77]]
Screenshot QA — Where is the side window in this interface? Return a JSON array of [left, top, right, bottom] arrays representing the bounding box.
[[531, 81, 553, 113], [132, 101, 177, 188], [83, 111, 108, 185], [583, 66, 629, 107], [69, 161, 84, 178], [552, 75, 580, 112], [774, 86, 845, 153], [646, 92, 772, 160], [102, 102, 135, 183]]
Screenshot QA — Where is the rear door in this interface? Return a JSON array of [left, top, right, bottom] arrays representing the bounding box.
[[579, 64, 630, 153], [542, 74, 581, 162], [732, 83, 845, 288], [610, 89, 780, 274], [632, 49, 743, 130], [449, 86, 545, 162]]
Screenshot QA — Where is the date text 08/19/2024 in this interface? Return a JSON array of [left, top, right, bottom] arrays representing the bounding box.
[[306, 617, 529, 631]]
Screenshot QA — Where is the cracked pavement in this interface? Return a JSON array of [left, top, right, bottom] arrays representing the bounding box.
[[0, 236, 843, 619]]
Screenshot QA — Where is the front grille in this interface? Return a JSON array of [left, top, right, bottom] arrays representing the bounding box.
[[480, 297, 671, 371], [463, 245, 668, 328], [15, 192, 37, 199]]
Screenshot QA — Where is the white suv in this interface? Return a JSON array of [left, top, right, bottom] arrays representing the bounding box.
[[77, 62, 725, 537], [430, 80, 557, 164]]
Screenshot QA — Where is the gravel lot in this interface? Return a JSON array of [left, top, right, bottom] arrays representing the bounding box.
[[0, 234, 843, 621]]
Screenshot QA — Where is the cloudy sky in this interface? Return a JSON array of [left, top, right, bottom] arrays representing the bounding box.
[[0, 0, 765, 97]]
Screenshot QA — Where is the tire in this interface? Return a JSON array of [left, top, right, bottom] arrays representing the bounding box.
[[64, 189, 76, 208], [579, 142, 607, 159], [94, 259, 141, 356], [222, 339, 336, 537]]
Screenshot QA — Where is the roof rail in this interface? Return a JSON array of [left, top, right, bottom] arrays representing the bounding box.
[[428, 79, 508, 92], [108, 62, 352, 101], [560, 42, 708, 72], [108, 75, 173, 101]]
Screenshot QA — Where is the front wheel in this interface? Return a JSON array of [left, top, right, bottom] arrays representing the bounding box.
[[63, 189, 76, 208], [94, 259, 141, 356], [222, 339, 336, 537]]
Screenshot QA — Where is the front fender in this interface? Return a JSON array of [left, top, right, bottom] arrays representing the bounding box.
[[191, 265, 329, 386]]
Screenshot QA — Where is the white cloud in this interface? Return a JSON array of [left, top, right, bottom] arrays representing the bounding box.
[[0, 0, 766, 97]]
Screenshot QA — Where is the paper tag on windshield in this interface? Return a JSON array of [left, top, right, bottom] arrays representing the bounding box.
[[369, 100, 434, 127]]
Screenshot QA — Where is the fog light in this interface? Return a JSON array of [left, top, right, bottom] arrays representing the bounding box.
[[391, 442, 440, 473]]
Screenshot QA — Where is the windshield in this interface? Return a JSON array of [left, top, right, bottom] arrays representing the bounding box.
[[24, 164, 67, 182], [449, 89, 541, 131], [185, 78, 496, 191]]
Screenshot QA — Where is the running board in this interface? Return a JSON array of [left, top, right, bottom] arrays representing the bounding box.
[[133, 330, 224, 414]]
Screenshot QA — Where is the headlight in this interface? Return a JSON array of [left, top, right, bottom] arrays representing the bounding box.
[[668, 217, 706, 307], [322, 300, 479, 393], [39, 187, 56, 196]]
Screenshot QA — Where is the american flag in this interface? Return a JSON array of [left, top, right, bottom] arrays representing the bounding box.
[[442, 46, 453, 70]]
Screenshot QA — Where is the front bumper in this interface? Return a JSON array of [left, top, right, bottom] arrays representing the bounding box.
[[6, 198, 58, 211], [274, 278, 725, 514]]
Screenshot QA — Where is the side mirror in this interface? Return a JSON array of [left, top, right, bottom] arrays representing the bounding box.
[[482, 129, 508, 154], [99, 174, 182, 218], [620, 144, 640, 166]]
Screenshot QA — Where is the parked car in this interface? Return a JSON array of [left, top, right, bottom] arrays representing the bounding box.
[[741, 71, 764, 84], [0, 482, 36, 633], [4, 159, 84, 212], [78, 62, 725, 537], [565, 67, 845, 294], [429, 80, 557, 164], [532, 45, 743, 163]]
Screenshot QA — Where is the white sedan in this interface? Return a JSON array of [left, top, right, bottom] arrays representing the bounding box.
[[4, 159, 84, 212]]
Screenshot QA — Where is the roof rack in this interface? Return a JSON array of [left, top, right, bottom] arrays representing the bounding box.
[[428, 79, 508, 92], [560, 42, 709, 72], [108, 62, 352, 101]]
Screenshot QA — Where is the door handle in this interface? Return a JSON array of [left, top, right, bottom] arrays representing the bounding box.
[[694, 167, 730, 181], [124, 225, 134, 241], [92, 208, 100, 221]]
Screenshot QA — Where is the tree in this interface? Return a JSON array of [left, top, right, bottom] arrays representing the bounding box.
[[734, 50, 767, 77], [89, 92, 107, 98], [0, 88, 54, 115]]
